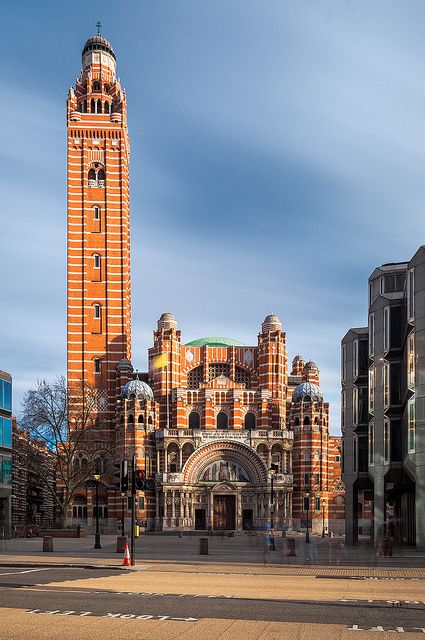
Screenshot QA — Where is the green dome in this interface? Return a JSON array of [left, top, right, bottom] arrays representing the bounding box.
[[185, 337, 245, 348]]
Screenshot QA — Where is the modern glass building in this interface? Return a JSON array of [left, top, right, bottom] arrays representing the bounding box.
[[0, 370, 12, 539], [342, 247, 425, 550]]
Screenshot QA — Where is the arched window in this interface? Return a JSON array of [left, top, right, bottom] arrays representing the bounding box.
[[97, 169, 105, 186], [138, 414, 145, 426], [208, 363, 230, 381], [94, 358, 101, 374], [104, 83, 111, 93], [167, 443, 180, 472], [314, 417, 319, 425], [88, 168, 96, 185], [72, 496, 87, 520], [93, 254, 101, 268], [188, 366, 203, 389], [90, 99, 95, 113], [257, 443, 268, 464], [188, 411, 200, 429], [271, 444, 284, 471], [182, 442, 194, 466], [216, 412, 228, 430], [148, 415, 153, 426], [93, 303, 101, 319], [92, 81, 101, 92], [235, 367, 251, 388], [244, 412, 256, 430], [81, 457, 88, 471], [128, 414, 134, 426], [304, 416, 310, 425], [104, 101, 110, 113], [97, 99, 102, 113]]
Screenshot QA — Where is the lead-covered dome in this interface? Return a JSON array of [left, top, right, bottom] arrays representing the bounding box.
[[262, 314, 282, 333], [121, 379, 154, 402], [292, 381, 323, 402], [157, 312, 177, 330], [82, 35, 116, 61]]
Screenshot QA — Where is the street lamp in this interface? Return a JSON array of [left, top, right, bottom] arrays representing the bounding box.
[[305, 490, 310, 543], [93, 472, 101, 549], [269, 463, 278, 550], [322, 498, 326, 538]]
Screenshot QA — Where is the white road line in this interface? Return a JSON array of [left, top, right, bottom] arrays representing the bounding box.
[[0, 569, 51, 576]]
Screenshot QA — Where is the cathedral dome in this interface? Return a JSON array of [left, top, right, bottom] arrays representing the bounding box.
[[121, 379, 154, 402], [292, 381, 323, 402], [262, 314, 282, 333], [185, 337, 244, 348], [82, 35, 116, 61]]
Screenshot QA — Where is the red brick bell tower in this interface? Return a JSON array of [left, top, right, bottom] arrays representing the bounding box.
[[66, 32, 131, 438]]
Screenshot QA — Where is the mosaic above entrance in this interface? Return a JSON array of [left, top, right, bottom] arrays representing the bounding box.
[[199, 460, 250, 483]]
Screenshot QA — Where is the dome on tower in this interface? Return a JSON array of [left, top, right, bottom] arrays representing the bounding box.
[[157, 312, 177, 330], [304, 360, 319, 370], [121, 379, 154, 402], [82, 35, 116, 61], [117, 358, 133, 372], [292, 381, 323, 402], [262, 314, 282, 333]]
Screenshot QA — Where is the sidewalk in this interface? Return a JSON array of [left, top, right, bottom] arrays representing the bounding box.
[[1, 533, 425, 575]]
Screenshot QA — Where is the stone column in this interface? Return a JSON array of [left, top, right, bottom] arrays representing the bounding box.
[[179, 447, 183, 471]]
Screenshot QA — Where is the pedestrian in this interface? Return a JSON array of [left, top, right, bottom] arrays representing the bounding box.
[[76, 524, 81, 538], [263, 533, 272, 565], [309, 537, 318, 564]]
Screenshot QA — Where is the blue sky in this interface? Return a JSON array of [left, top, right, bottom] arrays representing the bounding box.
[[1, 0, 425, 432]]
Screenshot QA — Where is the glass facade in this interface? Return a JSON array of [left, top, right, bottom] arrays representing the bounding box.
[[0, 379, 12, 412], [0, 417, 12, 448], [0, 455, 12, 485]]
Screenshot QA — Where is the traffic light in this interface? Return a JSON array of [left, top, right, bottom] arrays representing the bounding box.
[[135, 468, 145, 490], [114, 460, 128, 492]]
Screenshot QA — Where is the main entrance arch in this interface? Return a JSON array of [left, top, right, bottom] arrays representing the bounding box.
[[181, 441, 268, 531]]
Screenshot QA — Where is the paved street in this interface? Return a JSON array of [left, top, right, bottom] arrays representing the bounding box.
[[0, 564, 425, 638]]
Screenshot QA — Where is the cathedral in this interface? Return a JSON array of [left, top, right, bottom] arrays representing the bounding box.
[[66, 33, 344, 535]]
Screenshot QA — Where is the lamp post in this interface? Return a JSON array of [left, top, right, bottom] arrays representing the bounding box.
[[121, 492, 126, 537], [305, 490, 310, 543], [93, 472, 101, 549], [322, 498, 326, 538]]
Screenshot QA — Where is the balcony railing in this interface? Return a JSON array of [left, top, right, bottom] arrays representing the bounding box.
[[155, 428, 293, 441]]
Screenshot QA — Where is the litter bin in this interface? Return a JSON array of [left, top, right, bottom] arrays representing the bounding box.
[[199, 537, 209, 555], [43, 536, 53, 552], [116, 535, 128, 553], [282, 538, 296, 557], [382, 537, 393, 557]]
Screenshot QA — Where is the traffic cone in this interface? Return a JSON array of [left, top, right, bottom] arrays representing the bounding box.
[[122, 542, 131, 566]]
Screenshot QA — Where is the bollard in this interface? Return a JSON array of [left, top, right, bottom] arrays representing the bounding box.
[[199, 537, 209, 555], [282, 538, 296, 557], [116, 535, 128, 553], [42, 536, 53, 552]]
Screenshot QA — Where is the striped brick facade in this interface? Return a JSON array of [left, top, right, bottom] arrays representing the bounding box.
[[67, 35, 131, 442], [65, 35, 344, 535]]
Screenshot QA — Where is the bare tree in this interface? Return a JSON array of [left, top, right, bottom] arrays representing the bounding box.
[[20, 376, 108, 527]]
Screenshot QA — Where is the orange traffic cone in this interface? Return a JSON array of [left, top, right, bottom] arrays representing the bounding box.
[[122, 542, 131, 566]]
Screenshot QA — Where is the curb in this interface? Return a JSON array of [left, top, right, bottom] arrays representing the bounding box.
[[0, 562, 131, 570]]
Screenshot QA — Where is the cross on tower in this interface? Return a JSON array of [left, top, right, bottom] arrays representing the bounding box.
[[96, 21, 102, 35]]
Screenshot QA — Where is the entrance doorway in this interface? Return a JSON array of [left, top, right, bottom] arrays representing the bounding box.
[[213, 495, 236, 530], [195, 508, 206, 530], [242, 509, 253, 530]]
